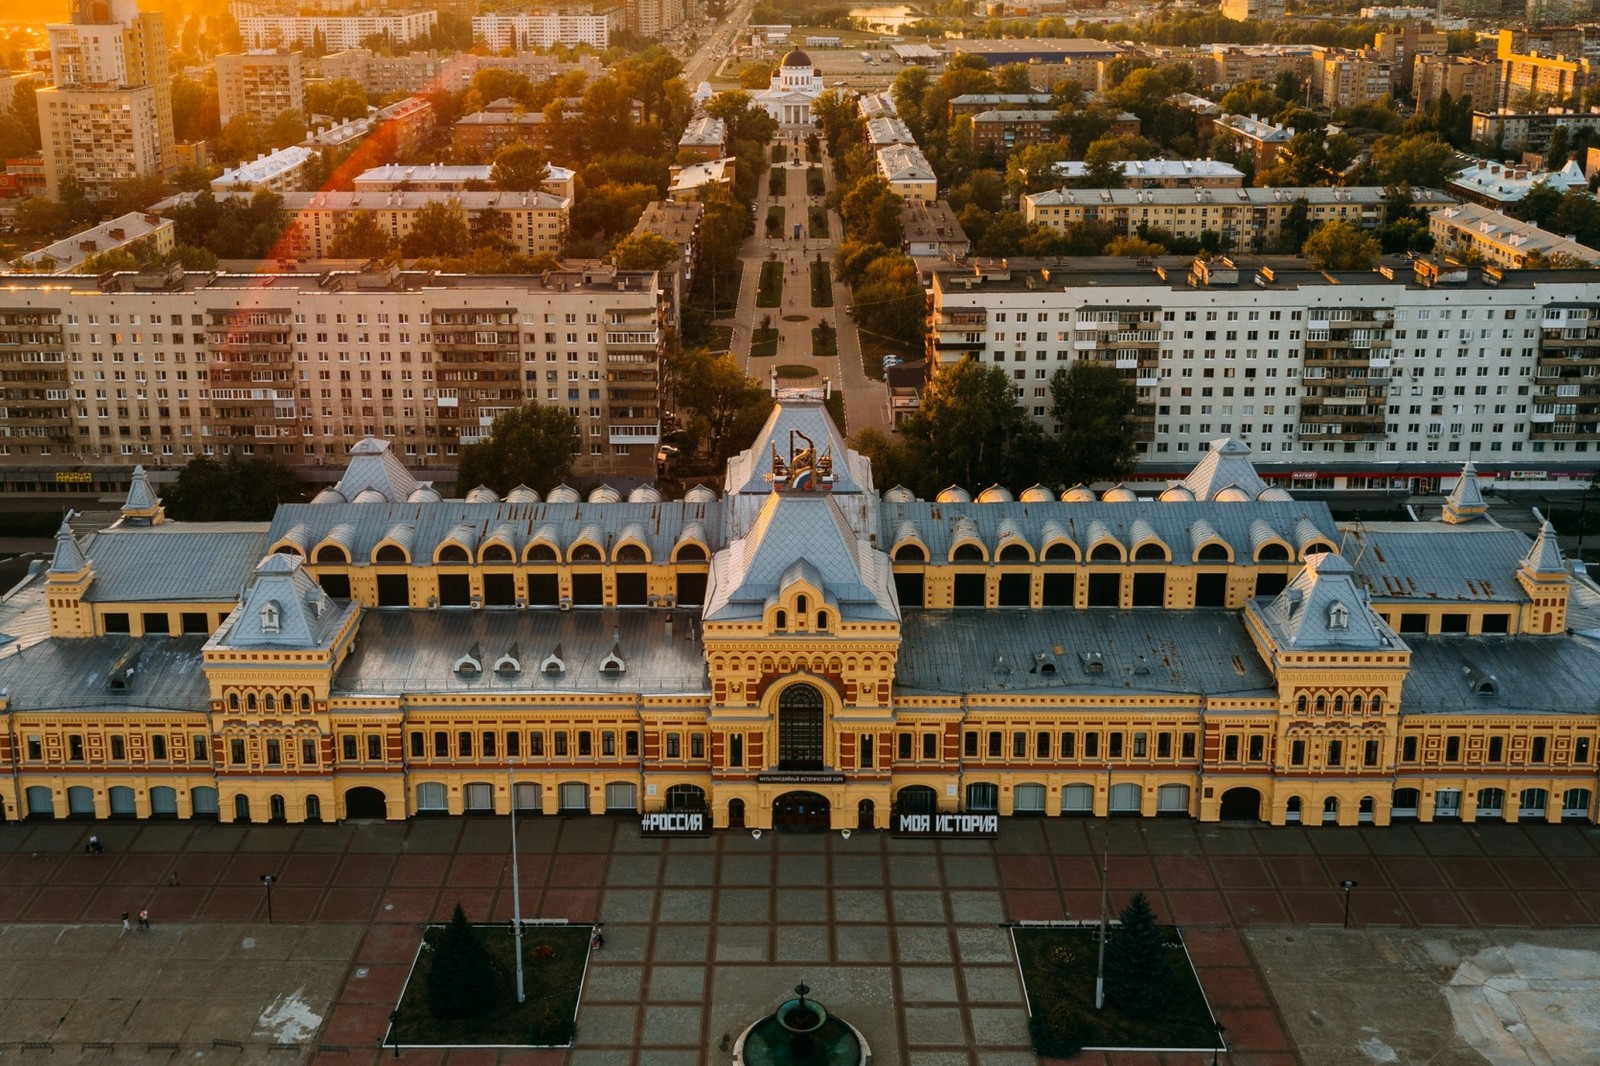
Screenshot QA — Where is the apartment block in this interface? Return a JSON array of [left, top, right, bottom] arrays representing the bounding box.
[[278, 190, 570, 259], [1429, 202, 1600, 269], [1220, 0, 1287, 20], [1496, 30, 1595, 109], [40, 0, 174, 198], [237, 12, 439, 51], [453, 111, 549, 157], [1202, 46, 1315, 94], [472, 12, 615, 51], [927, 254, 1600, 483], [1051, 159, 1245, 189], [1312, 47, 1395, 109], [1021, 186, 1450, 252], [216, 51, 305, 127], [1413, 54, 1500, 110], [876, 143, 936, 203], [1470, 107, 1600, 152], [969, 109, 1057, 154], [624, 0, 691, 38], [0, 263, 665, 482], [37, 84, 165, 202], [1210, 113, 1296, 170]]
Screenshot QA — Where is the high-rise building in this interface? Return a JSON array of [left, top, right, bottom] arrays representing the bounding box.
[[1220, 0, 1287, 21], [216, 51, 305, 128], [38, 0, 174, 201]]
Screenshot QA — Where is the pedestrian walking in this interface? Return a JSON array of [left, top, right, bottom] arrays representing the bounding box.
[[138, 908, 149, 931], [86, 834, 101, 854], [121, 912, 130, 934], [591, 925, 605, 950]]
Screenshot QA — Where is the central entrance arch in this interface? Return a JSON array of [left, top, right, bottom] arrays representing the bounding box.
[[772, 791, 831, 831], [344, 786, 388, 820], [1219, 786, 1263, 821], [777, 683, 825, 770]]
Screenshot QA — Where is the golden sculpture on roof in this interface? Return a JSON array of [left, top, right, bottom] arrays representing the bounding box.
[[767, 430, 833, 491]]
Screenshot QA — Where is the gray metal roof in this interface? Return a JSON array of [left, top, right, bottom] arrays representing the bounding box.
[[81, 526, 270, 603], [1250, 552, 1401, 651], [212, 554, 356, 650], [1343, 523, 1533, 603], [266, 500, 719, 564], [895, 610, 1277, 699], [1402, 636, 1600, 716], [706, 492, 898, 623], [331, 609, 708, 698], [878, 499, 1338, 562], [0, 635, 211, 713], [725, 396, 871, 498]]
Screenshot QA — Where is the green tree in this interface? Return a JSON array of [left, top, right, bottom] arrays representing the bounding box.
[[426, 904, 499, 1022], [11, 78, 41, 151], [1368, 133, 1455, 187], [489, 143, 550, 191], [327, 211, 395, 258], [265, 108, 306, 150], [1104, 892, 1173, 1019], [610, 232, 679, 272], [400, 200, 471, 258], [455, 402, 579, 495], [839, 175, 904, 247], [1049, 361, 1139, 486], [668, 347, 773, 464], [164, 455, 304, 521], [899, 359, 1044, 496], [1547, 124, 1572, 170], [213, 114, 263, 166], [1219, 79, 1282, 119], [1302, 220, 1381, 271]]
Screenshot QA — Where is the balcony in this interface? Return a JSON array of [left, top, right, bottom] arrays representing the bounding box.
[[609, 423, 660, 445]]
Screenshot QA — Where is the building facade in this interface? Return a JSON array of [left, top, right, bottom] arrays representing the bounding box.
[[237, 12, 439, 51], [752, 49, 825, 127], [2, 398, 1596, 832], [0, 263, 664, 481], [277, 190, 569, 260], [969, 109, 1057, 154], [1428, 202, 1600, 269], [216, 51, 305, 128], [929, 255, 1600, 482], [472, 12, 614, 51]]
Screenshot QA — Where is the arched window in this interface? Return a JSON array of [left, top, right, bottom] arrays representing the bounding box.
[[999, 543, 1030, 561], [1371, 695, 1383, 714], [300, 693, 311, 710], [952, 542, 984, 561], [816, 610, 829, 630], [247, 693, 258, 710], [1044, 542, 1077, 561], [438, 544, 469, 563], [616, 544, 646, 562], [1352, 695, 1363, 714], [893, 543, 926, 562], [375, 544, 407, 563], [526, 543, 558, 562], [1257, 543, 1290, 562], [229, 693, 239, 710], [482, 544, 514, 562], [1134, 543, 1166, 561], [315, 545, 348, 564], [1197, 543, 1229, 561], [264, 693, 275, 710], [570, 544, 601, 562], [1315, 695, 1326, 714], [1296, 695, 1307, 713], [675, 544, 707, 562], [259, 600, 281, 633], [797, 594, 808, 615], [776, 610, 787, 630], [1328, 601, 1350, 630], [1333, 695, 1344, 714], [1090, 543, 1122, 561]]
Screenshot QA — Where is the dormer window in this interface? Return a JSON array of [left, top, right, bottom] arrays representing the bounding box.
[[260, 600, 281, 634], [1328, 601, 1349, 631], [776, 609, 787, 631]]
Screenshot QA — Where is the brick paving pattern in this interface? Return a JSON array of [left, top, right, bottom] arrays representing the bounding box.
[[3, 816, 1599, 1064]]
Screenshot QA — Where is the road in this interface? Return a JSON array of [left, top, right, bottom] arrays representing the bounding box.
[[680, 0, 754, 87]]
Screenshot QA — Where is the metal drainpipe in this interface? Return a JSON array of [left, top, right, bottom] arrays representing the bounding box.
[[955, 693, 969, 814], [634, 692, 647, 814]]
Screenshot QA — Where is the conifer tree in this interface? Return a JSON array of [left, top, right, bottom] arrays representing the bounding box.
[[427, 904, 498, 1020], [1104, 892, 1172, 1018]]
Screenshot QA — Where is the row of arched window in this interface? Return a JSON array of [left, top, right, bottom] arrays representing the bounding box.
[[227, 690, 314, 713], [1293, 692, 1386, 716], [891, 539, 1331, 565], [287, 541, 711, 566]]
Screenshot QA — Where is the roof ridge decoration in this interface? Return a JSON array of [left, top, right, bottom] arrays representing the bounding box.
[[1441, 459, 1489, 524], [1181, 436, 1270, 502], [1525, 520, 1564, 576], [120, 466, 164, 525], [329, 437, 421, 505], [224, 553, 347, 648], [1263, 552, 1395, 650], [48, 517, 88, 575], [766, 429, 834, 493]]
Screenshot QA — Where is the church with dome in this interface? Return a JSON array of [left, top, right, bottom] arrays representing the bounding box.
[[752, 48, 825, 127], [1, 392, 1598, 832]]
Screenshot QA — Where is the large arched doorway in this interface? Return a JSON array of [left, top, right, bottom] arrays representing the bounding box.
[[773, 791, 831, 831], [777, 683, 825, 770], [1219, 787, 1263, 821], [728, 798, 746, 828], [857, 798, 875, 830], [895, 785, 938, 817], [344, 786, 388, 820]]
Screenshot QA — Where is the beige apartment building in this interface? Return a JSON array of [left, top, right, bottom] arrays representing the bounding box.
[[1496, 30, 1595, 108], [37, 85, 166, 202], [1312, 47, 1395, 109], [1413, 54, 1500, 110], [216, 51, 305, 128], [277, 190, 570, 259], [1022, 186, 1453, 253], [0, 263, 666, 486]]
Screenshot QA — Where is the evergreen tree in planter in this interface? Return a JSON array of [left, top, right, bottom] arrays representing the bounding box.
[[1104, 892, 1173, 1018], [427, 904, 500, 1020]]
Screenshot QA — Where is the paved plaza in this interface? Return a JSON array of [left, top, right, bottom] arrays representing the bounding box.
[[2, 817, 1600, 1065]]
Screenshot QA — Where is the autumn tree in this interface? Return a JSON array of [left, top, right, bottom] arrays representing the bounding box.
[[668, 347, 773, 464], [1302, 220, 1381, 271], [400, 201, 471, 258], [610, 232, 679, 272], [489, 143, 550, 191], [898, 359, 1045, 496], [327, 210, 395, 258]]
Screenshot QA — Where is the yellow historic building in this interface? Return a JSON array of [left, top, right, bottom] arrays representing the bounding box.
[[2, 394, 1597, 832]]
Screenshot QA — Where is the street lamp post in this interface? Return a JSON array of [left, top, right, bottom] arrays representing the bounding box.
[[1340, 879, 1359, 929], [260, 874, 276, 924], [510, 760, 526, 1004], [1094, 810, 1111, 1010]]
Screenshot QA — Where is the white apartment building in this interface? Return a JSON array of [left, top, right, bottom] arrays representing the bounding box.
[[928, 256, 1600, 489], [37, 84, 166, 202], [0, 263, 665, 487], [472, 12, 615, 51], [211, 145, 316, 196], [237, 12, 438, 51], [216, 51, 305, 127]]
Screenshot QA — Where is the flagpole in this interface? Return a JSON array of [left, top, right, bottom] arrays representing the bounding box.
[[510, 758, 525, 1004]]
